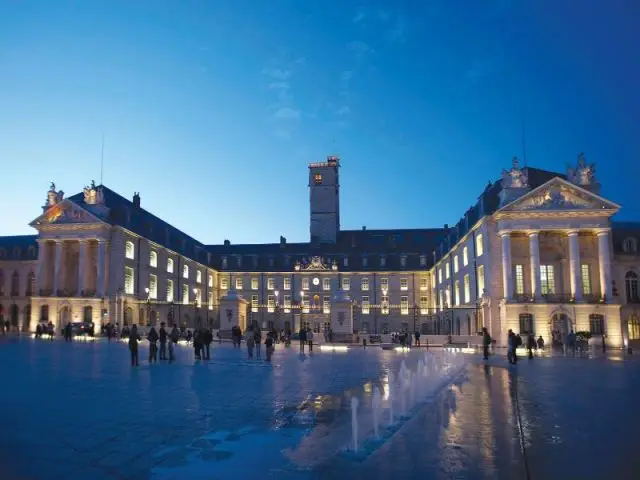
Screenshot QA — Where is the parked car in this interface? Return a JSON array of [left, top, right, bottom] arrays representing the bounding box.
[[71, 322, 94, 336]]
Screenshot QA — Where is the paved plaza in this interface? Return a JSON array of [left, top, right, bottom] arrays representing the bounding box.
[[0, 337, 639, 479]]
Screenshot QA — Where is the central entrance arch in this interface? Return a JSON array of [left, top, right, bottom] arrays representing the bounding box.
[[549, 310, 573, 347]]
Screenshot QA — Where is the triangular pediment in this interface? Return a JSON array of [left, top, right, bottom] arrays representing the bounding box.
[[498, 177, 620, 215], [30, 200, 106, 227]]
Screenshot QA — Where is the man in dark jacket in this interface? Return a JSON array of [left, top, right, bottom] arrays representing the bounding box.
[[482, 327, 491, 360], [147, 326, 159, 363], [159, 322, 168, 360], [203, 328, 212, 360]]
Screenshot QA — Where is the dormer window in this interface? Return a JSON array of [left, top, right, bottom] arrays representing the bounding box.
[[343, 256, 349, 267], [400, 256, 407, 268], [221, 256, 228, 269], [314, 173, 323, 185], [362, 256, 368, 267], [623, 237, 638, 254], [380, 256, 386, 267]]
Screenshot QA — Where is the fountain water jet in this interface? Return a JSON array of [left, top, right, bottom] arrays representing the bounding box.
[[351, 397, 359, 452], [372, 387, 382, 438]]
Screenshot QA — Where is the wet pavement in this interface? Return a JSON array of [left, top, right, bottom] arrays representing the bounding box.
[[0, 336, 638, 479]]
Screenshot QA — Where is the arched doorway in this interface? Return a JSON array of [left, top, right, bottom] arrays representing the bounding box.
[[83, 306, 93, 323], [23, 305, 31, 332], [10, 304, 19, 329], [549, 311, 572, 346]]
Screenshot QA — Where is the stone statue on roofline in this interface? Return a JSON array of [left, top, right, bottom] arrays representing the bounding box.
[[46, 182, 64, 207], [567, 153, 596, 186], [499, 157, 530, 207]]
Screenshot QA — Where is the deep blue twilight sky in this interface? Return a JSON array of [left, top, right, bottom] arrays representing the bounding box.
[[1, 0, 638, 244]]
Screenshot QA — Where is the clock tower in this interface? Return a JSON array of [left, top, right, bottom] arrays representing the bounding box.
[[309, 156, 340, 244]]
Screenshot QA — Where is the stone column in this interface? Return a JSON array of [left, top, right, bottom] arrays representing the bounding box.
[[501, 232, 513, 300], [97, 240, 107, 297], [529, 231, 542, 300], [35, 239, 47, 295], [77, 240, 86, 296], [597, 230, 613, 301], [52, 240, 63, 295], [568, 231, 583, 301]]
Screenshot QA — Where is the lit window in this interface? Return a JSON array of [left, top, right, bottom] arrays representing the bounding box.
[[149, 274, 157, 299], [464, 274, 470, 303], [519, 314, 534, 335], [420, 295, 428, 315], [267, 295, 275, 312], [208, 291, 213, 310], [208, 274, 213, 287], [196, 270, 202, 283], [362, 296, 370, 314], [124, 266, 134, 294], [477, 265, 485, 295], [454, 255, 459, 273], [221, 256, 227, 269], [220, 277, 229, 290], [125, 241, 135, 260], [463, 246, 468, 266], [361, 277, 369, 291], [476, 234, 484, 257], [514, 265, 524, 295], [343, 257, 349, 267], [302, 299, 310, 313], [400, 296, 409, 315], [235, 277, 243, 290], [251, 295, 259, 313], [167, 258, 174, 273], [323, 296, 330, 314], [589, 314, 604, 335], [284, 294, 291, 313], [166, 279, 174, 302], [400, 256, 407, 268], [420, 277, 428, 290], [314, 173, 323, 184], [438, 268, 443, 284], [439, 290, 444, 311], [454, 280, 460, 306], [342, 277, 350, 291], [284, 277, 291, 290], [445, 287, 451, 307], [400, 278, 408, 291], [381, 295, 389, 314], [149, 250, 157, 268], [380, 277, 389, 292], [194, 288, 201, 307], [302, 278, 310, 290], [420, 255, 427, 267], [323, 278, 331, 291], [267, 278, 275, 290], [581, 264, 592, 295], [445, 262, 450, 279], [540, 265, 555, 295], [182, 284, 189, 304], [183, 264, 189, 279], [251, 278, 259, 290]]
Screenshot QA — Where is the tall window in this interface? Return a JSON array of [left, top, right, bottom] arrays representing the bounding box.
[[445, 262, 450, 279], [221, 256, 227, 269], [454, 280, 460, 306], [464, 274, 470, 303], [420, 295, 428, 314], [149, 250, 157, 268], [400, 296, 409, 315], [149, 274, 157, 299], [445, 287, 451, 308], [380, 277, 389, 291], [167, 258, 174, 273], [323, 278, 331, 291], [302, 278, 310, 290], [381, 295, 389, 314], [166, 279, 174, 302], [284, 277, 291, 290], [540, 265, 556, 295], [124, 267, 134, 294], [514, 264, 524, 295], [581, 264, 592, 295], [11, 271, 19, 296], [400, 278, 408, 291], [342, 277, 350, 291], [251, 277, 259, 290], [477, 265, 485, 296], [125, 241, 135, 259], [208, 274, 213, 287], [476, 234, 484, 257], [438, 268, 443, 284], [283, 294, 291, 313], [220, 277, 228, 290], [0, 269, 4, 296], [626, 271, 639, 302], [251, 295, 259, 312], [420, 276, 428, 290], [267, 278, 275, 290], [400, 256, 407, 268], [182, 264, 189, 279], [361, 277, 369, 291], [454, 255, 459, 273], [361, 296, 370, 314], [235, 277, 243, 290], [362, 256, 368, 267], [463, 246, 469, 266], [623, 237, 638, 254], [182, 284, 189, 304], [589, 314, 604, 335], [196, 270, 202, 283], [194, 288, 201, 307], [26, 272, 35, 296], [323, 296, 330, 314], [207, 291, 213, 310], [267, 295, 275, 312], [519, 313, 534, 334]]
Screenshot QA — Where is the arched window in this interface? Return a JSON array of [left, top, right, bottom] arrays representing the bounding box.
[[12, 247, 21, 259], [27, 246, 36, 258], [83, 306, 93, 323], [40, 305, 49, 322], [589, 314, 604, 335], [9, 304, 18, 326], [10, 271, 19, 296], [626, 271, 639, 303], [26, 272, 35, 296], [149, 250, 157, 268], [519, 313, 534, 334], [125, 241, 135, 259], [623, 237, 638, 254]]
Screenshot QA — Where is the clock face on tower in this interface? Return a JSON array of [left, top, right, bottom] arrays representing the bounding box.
[[312, 277, 320, 286]]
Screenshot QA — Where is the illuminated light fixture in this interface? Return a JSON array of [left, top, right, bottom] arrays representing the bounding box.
[[320, 344, 348, 352]]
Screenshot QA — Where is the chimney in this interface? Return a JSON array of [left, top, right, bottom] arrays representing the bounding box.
[[223, 239, 230, 246], [280, 236, 286, 246], [132, 192, 140, 208], [362, 225, 367, 231]]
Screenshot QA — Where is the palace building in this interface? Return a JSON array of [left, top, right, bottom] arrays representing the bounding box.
[[0, 155, 639, 347]]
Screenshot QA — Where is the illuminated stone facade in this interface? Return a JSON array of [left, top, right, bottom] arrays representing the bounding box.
[[0, 156, 639, 347]]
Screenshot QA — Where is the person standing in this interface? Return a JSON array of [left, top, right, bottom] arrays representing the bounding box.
[[246, 325, 255, 358], [414, 330, 421, 347], [307, 328, 314, 352], [158, 322, 168, 360], [482, 327, 491, 360], [64, 322, 72, 342], [203, 328, 212, 360], [265, 333, 274, 361], [147, 325, 159, 363], [299, 327, 307, 354], [526, 334, 536, 359], [169, 324, 179, 363], [129, 325, 141, 367], [254, 325, 262, 359]]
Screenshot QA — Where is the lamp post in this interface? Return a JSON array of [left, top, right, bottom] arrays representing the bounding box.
[[300, 291, 305, 332], [413, 302, 419, 335], [193, 287, 198, 328], [274, 290, 280, 331], [144, 287, 150, 327]]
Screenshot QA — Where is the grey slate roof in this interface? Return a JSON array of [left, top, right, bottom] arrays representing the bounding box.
[[0, 235, 38, 261]]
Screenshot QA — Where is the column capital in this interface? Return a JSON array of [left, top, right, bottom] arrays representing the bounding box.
[[527, 230, 540, 238], [567, 230, 580, 237], [595, 228, 611, 237], [498, 230, 512, 238]]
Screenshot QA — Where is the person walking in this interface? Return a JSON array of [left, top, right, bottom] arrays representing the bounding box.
[[299, 327, 307, 354], [526, 334, 536, 359], [482, 327, 491, 360], [158, 322, 168, 360], [507, 329, 516, 364], [265, 333, 275, 361], [129, 325, 141, 367], [147, 325, 159, 363]]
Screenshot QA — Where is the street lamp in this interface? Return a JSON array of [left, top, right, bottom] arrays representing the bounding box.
[[274, 290, 280, 331], [144, 287, 150, 327], [193, 287, 198, 328], [413, 302, 419, 334], [300, 291, 305, 331]]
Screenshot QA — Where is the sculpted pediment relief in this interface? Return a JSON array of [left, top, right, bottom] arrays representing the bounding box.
[[30, 200, 104, 227], [499, 178, 618, 214]]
